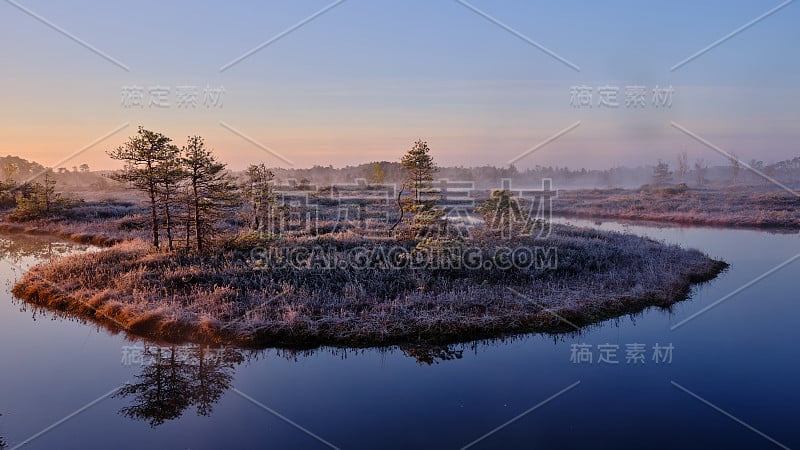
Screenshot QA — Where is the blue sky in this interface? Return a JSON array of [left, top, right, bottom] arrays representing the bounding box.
[[1, 0, 798, 170]]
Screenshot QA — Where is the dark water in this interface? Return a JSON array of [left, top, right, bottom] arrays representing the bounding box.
[[0, 222, 797, 450]]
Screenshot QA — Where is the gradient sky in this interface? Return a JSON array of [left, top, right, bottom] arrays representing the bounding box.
[[1, 0, 798, 170]]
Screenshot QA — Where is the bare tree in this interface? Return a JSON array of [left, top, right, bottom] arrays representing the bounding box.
[[730, 153, 740, 185], [694, 159, 708, 186], [243, 164, 275, 233], [677, 150, 689, 181]]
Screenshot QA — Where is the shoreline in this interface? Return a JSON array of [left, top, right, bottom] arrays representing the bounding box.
[[13, 259, 727, 349], [553, 187, 800, 230], [551, 211, 800, 233], [0, 223, 122, 247], [11, 224, 728, 349]]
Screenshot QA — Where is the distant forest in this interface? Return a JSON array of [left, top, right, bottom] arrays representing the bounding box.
[[2, 154, 799, 192]]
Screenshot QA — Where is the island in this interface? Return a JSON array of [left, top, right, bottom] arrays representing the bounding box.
[[6, 129, 728, 348]]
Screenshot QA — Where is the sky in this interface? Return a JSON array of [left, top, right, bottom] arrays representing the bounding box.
[[0, 0, 798, 171]]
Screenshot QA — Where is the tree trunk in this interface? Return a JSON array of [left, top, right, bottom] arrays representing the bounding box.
[[193, 182, 202, 253], [164, 201, 173, 251], [185, 218, 191, 249], [149, 184, 159, 249]]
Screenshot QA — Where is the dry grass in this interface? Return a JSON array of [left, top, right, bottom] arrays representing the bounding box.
[[0, 199, 149, 247], [554, 186, 800, 229], [12, 225, 727, 348]]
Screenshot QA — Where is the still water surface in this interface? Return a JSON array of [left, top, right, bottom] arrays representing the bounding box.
[[0, 221, 797, 449]]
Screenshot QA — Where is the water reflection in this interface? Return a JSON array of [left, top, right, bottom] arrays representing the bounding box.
[[0, 413, 6, 450], [0, 230, 708, 431], [400, 343, 464, 364], [0, 235, 90, 264], [116, 345, 243, 427], [553, 216, 800, 235], [4, 226, 799, 448], [114, 342, 475, 426], [115, 337, 556, 427], [397, 334, 575, 364]]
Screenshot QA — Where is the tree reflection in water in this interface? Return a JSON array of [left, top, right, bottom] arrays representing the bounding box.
[[0, 412, 6, 450], [115, 345, 243, 427], [3, 232, 562, 431], [112, 341, 481, 428], [400, 344, 464, 365]]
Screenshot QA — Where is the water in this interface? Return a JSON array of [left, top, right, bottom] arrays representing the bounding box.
[[0, 222, 797, 450]]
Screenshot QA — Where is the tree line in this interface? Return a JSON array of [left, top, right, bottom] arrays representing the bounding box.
[[0, 131, 540, 249], [108, 127, 274, 252], [109, 130, 450, 251], [0, 166, 77, 219]]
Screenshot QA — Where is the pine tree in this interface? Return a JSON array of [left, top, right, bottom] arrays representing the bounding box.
[[243, 163, 275, 234], [370, 162, 386, 184], [108, 127, 178, 249], [180, 136, 238, 252], [157, 155, 186, 251], [400, 140, 437, 203], [651, 161, 673, 185]]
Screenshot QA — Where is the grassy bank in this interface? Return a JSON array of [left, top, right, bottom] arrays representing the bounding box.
[[12, 225, 727, 348], [0, 222, 122, 247], [0, 199, 148, 247], [554, 186, 800, 229]]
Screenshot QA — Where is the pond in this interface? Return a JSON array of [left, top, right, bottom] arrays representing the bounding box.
[[0, 221, 797, 449]]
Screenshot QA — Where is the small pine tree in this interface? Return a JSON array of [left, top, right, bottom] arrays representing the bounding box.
[[9, 172, 74, 221], [243, 164, 275, 234], [400, 140, 437, 204], [370, 162, 386, 184], [181, 136, 238, 252], [651, 161, 673, 185], [397, 141, 441, 239], [476, 189, 533, 238]]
